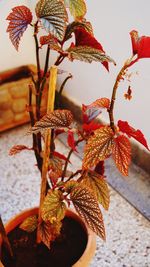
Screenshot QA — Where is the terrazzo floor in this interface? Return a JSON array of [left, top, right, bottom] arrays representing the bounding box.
[[0, 124, 150, 267]]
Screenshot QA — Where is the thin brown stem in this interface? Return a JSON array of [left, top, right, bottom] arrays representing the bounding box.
[[33, 22, 41, 85], [43, 46, 50, 77], [108, 57, 133, 132], [56, 74, 73, 108], [28, 85, 42, 172], [61, 139, 84, 181], [0, 216, 13, 258]]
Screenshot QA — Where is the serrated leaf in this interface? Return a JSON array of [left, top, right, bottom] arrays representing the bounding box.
[[65, 0, 86, 19], [36, 0, 68, 41], [6, 6, 33, 51], [118, 120, 149, 150], [68, 46, 115, 66], [70, 185, 105, 240], [9, 145, 31, 156], [80, 171, 110, 210], [19, 215, 37, 233], [112, 135, 131, 176], [83, 126, 114, 169], [30, 109, 73, 134], [73, 28, 116, 70], [41, 190, 66, 223], [38, 220, 62, 249]]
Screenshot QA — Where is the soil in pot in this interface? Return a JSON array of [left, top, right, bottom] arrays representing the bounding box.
[[1, 216, 87, 267]]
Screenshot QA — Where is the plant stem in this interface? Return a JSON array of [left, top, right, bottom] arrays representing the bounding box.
[[43, 46, 50, 77], [108, 58, 133, 131], [29, 85, 43, 172], [37, 66, 57, 243], [34, 22, 41, 85], [61, 139, 83, 181], [56, 74, 72, 108], [0, 216, 13, 258]]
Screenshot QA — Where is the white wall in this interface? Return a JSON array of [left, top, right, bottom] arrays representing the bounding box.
[[0, 0, 36, 71], [59, 0, 150, 145]]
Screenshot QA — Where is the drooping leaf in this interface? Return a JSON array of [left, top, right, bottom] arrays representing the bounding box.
[[38, 220, 62, 249], [35, 0, 68, 41], [70, 185, 105, 240], [118, 120, 149, 150], [68, 46, 115, 67], [6, 6, 33, 50], [30, 110, 73, 134], [63, 19, 93, 43], [41, 190, 66, 223], [65, 0, 86, 19], [80, 171, 110, 210], [83, 126, 114, 169], [19, 215, 37, 233], [112, 135, 131, 176], [74, 28, 116, 70], [40, 34, 63, 52], [9, 145, 31, 156]]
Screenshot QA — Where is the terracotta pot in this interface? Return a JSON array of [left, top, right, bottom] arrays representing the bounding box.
[[2, 207, 96, 267]]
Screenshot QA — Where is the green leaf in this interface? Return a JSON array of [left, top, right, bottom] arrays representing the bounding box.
[[65, 0, 86, 19], [68, 46, 116, 65], [80, 171, 110, 210], [83, 126, 114, 169], [36, 0, 68, 41], [70, 184, 105, 240], [19, 215, 37, 233], [41, 190, 67, 223], [38, 220, 62, 249], [29, 109, 73, 134]]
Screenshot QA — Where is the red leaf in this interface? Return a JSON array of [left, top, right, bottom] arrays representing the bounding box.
[[118, 120, 149, 150], [94, 161, 105, 176], [53, 151, 69, 162], [6, 6, 32, 51], [112, 135, 131, 176], [67, 131, 77, 151], [129, 30, 150, 66], [74, 28, 109, 71], [83, 121, 103, 134]]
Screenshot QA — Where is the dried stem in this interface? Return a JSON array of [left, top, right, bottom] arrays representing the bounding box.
[[0, 216, 13, 258]]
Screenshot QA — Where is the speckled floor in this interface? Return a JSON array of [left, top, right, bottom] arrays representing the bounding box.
[[0, 124, 150, 267]]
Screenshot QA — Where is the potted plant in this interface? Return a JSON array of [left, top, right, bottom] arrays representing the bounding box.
[[0, 1, 150, 267]]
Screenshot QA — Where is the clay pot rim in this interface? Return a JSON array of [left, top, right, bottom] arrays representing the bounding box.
[[3, 207, 96, 267]]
